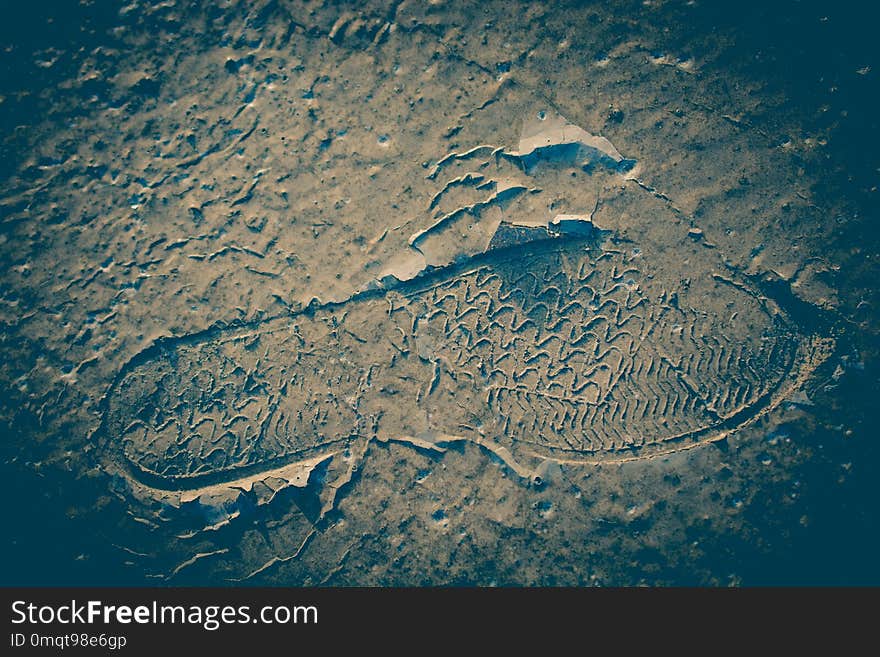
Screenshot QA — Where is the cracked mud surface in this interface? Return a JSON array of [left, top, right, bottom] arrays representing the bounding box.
[[2, 0, 878, 585]]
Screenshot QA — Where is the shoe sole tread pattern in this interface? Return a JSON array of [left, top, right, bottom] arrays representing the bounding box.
[[99, 236, 830, 492]]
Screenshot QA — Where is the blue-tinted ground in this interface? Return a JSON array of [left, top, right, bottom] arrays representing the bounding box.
[[0, 0, 878, 585]]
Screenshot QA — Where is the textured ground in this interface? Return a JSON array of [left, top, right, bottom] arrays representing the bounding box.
[[1, 0, 878, 585]]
